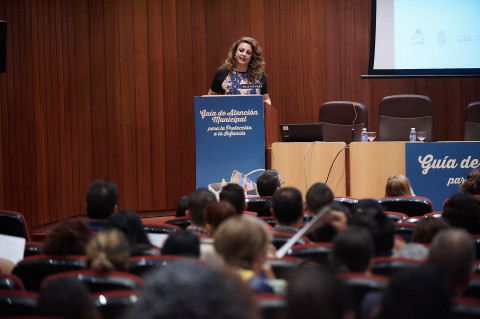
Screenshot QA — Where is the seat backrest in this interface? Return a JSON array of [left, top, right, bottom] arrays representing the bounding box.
[[142, 222, 181, 234], [319, 101, 368, 143], [0, 273, 25, 290], [378, 196, 433, 216], [378, 94, 433, 141], [127, 255, 206, 277], [371, 257, 424, 277], [452, 297, 480, 319], [92, 290, 140, 319], [272, 232, 312, 250], [43, 270, 144, 293], [465, 101, 480, 141], [24, 241, 45, 257], [266, 256, 318, 279], [463, 274, 480, 299], [12, 254, 86, 291], [334, 197, 359, 210], [0, 210, 30, 241], [0, 290, 38, 316], [394, 222, 418, 243], [164, 217, 191, 230], [286, 242, 332, 265]]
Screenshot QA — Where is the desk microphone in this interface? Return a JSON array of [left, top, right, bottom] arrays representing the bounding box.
[[351, 102, 358, 142]]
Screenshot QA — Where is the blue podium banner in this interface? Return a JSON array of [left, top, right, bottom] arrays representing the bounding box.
[[194, 95, 265, 189], [406, 142, 480, 211]]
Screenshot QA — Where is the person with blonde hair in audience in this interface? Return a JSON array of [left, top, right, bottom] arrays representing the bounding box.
[[214, 215, 276, 293], [385, 174, 415, 197], [86, 228, 130, 272]]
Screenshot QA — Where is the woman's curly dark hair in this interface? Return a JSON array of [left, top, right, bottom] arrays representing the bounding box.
[[221, 36, 265, 82], [460, 169, 480, 195], [44, 218, 92, 255]]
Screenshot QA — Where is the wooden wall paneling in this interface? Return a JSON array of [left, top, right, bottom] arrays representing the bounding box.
[[249, 0, 265, 50], [191, 0, 207, 97], [234, 0, 251, 38], [219, 0, 238, 58], [263, 0, 281, 121], [23, 0, 38, 228], [162, 0, 181, 208], [73, 0, 94, 217], [147, 0, 167, 210], [118, 0, 138, 210], [59, 0, 76, 218], [176, 0, 196, 197], [104, 0, 124, 210], [89, 0, 109, 180], [308, 0, 326, 122], [133, 0, 153, 210], [52, 0, 69, 221], [30, 0, 47, 228], [46, 0, 62, 222], [0, 1, 8, 211], [204, 0, 222, 88], [176, 0, 199, 198]]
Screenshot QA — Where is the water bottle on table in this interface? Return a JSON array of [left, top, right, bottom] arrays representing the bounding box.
[[409, 128, 416, 142]]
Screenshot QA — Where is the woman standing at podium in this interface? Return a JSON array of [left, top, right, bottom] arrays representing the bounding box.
[[208, 36, 271, 105]]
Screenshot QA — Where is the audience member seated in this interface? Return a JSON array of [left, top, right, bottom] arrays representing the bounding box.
[[371, 266, 451, 319], [161, 231, 200, 258], [105, 209, 156, 256], [442, 192, 480, 233], [305, 182, 334, 219], [385, 174, 415, 197], [43, 218, 91, 255], [272, 187, 304, 234], [311, 202, 350, 242], [461, 169, 480, 195], [220, 183, 247, 214], [86, 229, 130, 272], [350, 199, 396, 257], [201, 201, 237, 267], [123, 262, 259, 319], [329, 226, 374, 274], [185, 188, 217, 236], [175, 195, 189, 217], [426, 228, 476, 296], [86, 179, 119, 232], [286, 266, 353, 319], [36, 276, 102, 319], [412, 217, 450, 244], [394, 217, 450, 260], [214, 215, 276, 293], [256, 169, 282, 216]]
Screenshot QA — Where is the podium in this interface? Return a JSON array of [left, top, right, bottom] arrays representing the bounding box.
[[194, 95, 267, 188]]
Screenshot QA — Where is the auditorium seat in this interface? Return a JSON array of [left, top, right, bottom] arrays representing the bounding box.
[[378, 94, 433, 141], [452, 297, 480, 319], [285, 242, 331, 265], [463, 274, 480, 299], [92, 289, 140, 319], [272, 232, 312, 250], [0, 289, 38, 316], [24, 241, 45, 257], [127, 255, 207, 277], [333, 196, 359, 211], [266, 256, 318, 279], [256, 293, 287, 319], [0, 210, 30, 241], [318, 101, 368, 143], [142, 221, 181, 234], [258, 216, 276, 227], [378, 196, 433, 216], [42, 270, 144, 293], [371, 257, 424, 277], [337, 272, 389, 317], [383, 211, 408, 223], [164, 217, 191, 230], [464, 101, 480, 141], [12, 254, 86, 291], [0, 273, 25, 290], [246, 196, 271, 216], [394, 222, 418, 243]]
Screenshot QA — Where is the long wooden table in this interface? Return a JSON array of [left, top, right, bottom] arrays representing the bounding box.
[[271, 142, 347, 196]]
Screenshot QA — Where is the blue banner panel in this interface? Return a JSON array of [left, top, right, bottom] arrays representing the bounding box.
[[194, 96, 265, 189], [405, 142, 480, 211]]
